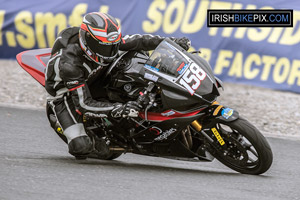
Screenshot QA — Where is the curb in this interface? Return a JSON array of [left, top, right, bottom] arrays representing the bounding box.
[[0, 102, 44, 111], [262, 133, 300, 141]]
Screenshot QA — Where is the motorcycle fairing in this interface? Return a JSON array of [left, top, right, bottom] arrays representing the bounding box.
[[140, 39, 219, 105], [216, 108, 239, 122], [151, 139, 214, 161], [16, 48, 51, 86], [138, 108, 205, 122], [133, 113, 204, 144]]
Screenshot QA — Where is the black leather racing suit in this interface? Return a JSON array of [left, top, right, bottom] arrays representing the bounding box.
[[45, 27, 168, 156]]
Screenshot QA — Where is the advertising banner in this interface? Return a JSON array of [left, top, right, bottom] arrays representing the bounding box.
[[1, 0, 300, 93]]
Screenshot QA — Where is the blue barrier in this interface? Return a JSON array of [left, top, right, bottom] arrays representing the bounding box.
[[1, 0, 300, 93]]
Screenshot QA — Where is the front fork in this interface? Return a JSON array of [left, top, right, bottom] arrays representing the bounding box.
[[190, 101, 239, 146]]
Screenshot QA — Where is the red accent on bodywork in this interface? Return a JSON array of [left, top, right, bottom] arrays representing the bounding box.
[[149, 128, 161, 135], [69, 84, 85, 91], [36, 53, 51, 67], [16, 51, 46, 86], [139, 109, 204, 122], [76, 109, 82, 115]]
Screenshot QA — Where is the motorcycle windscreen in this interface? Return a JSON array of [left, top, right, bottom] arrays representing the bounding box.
[[144, 40, 215, 98], [145, 41, 188, 78], [16, 48, 51, 86]]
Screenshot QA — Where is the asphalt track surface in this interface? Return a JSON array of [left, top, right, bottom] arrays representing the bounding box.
[[0, 106, 299, 200]]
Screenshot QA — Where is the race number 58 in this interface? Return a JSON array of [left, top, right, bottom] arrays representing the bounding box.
[[179, 64, 207, 95]]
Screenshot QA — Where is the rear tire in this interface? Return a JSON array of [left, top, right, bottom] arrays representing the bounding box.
[[93, 138, 123, 160], [208, 117, 273, 175], [98, 152, 122, 160]]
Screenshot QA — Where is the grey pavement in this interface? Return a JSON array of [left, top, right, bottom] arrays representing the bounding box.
[[0, 106, 299, 200]]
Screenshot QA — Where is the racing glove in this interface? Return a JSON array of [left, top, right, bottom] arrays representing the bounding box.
[[111, 101, 142, 118], [174, 37, 191, 51]]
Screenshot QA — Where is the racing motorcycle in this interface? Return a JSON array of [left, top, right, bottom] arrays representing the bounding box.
[[16, 38, 273, 175]]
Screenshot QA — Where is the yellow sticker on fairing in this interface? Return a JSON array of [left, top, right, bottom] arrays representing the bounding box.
[[211, 128, 225, 146]]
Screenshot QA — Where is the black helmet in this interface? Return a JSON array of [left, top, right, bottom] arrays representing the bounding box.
[[79, 12, 122, 64]]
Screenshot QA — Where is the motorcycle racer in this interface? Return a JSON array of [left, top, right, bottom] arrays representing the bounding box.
[[45, 12, 191, 158]]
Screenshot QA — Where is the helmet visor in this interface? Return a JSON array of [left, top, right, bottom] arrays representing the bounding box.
[[86, 35, 120, 58]]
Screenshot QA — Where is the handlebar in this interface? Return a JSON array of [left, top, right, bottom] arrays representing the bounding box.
[[136, 82, 155, 106]]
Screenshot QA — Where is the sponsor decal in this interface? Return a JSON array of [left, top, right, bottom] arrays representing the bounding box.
[[211, 127, 225, 146], [221, 108, 234, 119], [177, 62, 188, 75], [66, 80, 79, 85], [87, 50, 92, 56], [178, 63, 207, 95], [154, 128, 177, 141], [85, 112, 107, 118], [177, 62, 185, 72], [144, 64, 159, 72], [161, 110, 176, 117], [56, 127, 63, 134], [150, 126, 162, 135], [144, 73, 159, 82], [107, 33, 119, 41], [88, 65, 103, 79]]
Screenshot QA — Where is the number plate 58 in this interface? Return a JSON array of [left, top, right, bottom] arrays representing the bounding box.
[[179, 63, 207, 95]]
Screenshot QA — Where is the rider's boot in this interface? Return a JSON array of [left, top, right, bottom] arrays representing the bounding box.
[[68, 135, 94, 160]]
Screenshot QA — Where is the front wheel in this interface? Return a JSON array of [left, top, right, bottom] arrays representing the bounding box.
[[204, 117, 273, 175]]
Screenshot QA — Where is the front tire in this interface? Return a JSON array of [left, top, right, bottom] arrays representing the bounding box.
[[206, 117, 273, 175]]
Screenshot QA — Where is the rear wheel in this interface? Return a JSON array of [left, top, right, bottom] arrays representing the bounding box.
[[93, 137, 123, 160], [47, 104, 122, 160], [98, 152, 122, 160], [204, 117, 273, 175]]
